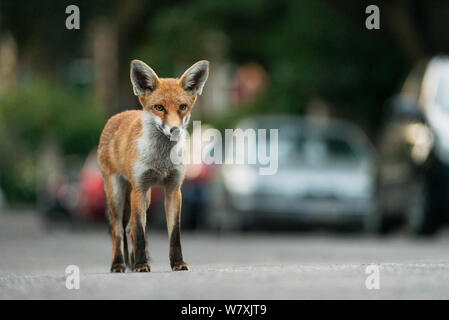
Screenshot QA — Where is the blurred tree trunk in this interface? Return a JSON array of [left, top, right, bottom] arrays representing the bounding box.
[[424, 0, 449, 53], [91, 0, 150, 113], [0, 33, 18, 95], [327, 0, 438, 64], [91, 18, 119, 114], [198, 30, 232, 117], [383, 0, 428, 63]]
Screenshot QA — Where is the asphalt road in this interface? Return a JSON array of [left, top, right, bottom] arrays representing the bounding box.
[[1, 211, 449, 299]]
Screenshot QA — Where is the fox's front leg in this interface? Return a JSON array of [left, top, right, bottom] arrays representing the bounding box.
[[130, 188, 150, 272], [165, 187, 189, 271]]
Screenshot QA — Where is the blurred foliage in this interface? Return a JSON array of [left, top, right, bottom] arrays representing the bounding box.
[[0, 0, 446, 203], [135, 0, 407, 131], [0, 80, 105, 202]]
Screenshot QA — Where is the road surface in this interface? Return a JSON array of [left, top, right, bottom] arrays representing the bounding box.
[[1, 211, 449, 299]]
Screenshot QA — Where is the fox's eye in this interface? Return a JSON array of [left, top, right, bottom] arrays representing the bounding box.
[[179, 104, 188, 111], [153, 104, 165, 112]]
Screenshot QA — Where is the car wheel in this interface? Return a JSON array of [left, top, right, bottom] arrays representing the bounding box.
[[406, 181, 438, 236]]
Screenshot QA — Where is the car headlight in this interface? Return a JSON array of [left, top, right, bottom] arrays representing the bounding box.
[[404, 123, 434, 164]]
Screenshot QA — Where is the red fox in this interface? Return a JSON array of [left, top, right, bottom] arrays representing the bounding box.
[[97, 60, 209, 272]]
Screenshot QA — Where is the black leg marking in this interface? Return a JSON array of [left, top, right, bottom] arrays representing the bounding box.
[[169, 220, 183, 266], [134, 220, 147, 265], [133, 219, 150, 272], [170, 220, 188, 271]]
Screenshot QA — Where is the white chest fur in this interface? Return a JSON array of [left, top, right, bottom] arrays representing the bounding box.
[[133, 112, 185, 190]]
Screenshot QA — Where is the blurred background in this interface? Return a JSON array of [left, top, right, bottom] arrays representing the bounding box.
[[0, 0, 449, 236]]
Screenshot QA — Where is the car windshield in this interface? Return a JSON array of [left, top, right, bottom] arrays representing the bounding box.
[[246, 125, 370, 168], [277, 134, 360, 166], [237, 118, 373, 168], [436, 74, 449, 111]]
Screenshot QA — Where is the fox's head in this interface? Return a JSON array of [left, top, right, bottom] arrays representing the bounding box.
[[130, 59, 209, 139]]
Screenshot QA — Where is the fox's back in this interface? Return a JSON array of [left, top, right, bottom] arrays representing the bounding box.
[[97, 110, 143, 179]]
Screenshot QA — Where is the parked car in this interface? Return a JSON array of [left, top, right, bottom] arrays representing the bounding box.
[[37, 158, 81, 226], [76, 151, 106, 221], [208, 115, 377, 231], [376, 56, 449, 235]]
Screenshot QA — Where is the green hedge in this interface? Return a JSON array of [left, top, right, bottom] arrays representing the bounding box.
[[0, 80, 106, 203]]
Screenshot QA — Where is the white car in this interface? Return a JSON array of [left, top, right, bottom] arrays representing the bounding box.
[[208, 115, 377, 230]]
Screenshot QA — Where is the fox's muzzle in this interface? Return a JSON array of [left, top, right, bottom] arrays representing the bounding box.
[[169, 126, 181, 141]]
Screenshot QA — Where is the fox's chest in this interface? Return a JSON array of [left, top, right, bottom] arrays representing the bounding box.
[[133, 132, 184, 190]]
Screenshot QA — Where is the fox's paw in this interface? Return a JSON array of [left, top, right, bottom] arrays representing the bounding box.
[[133, 263, 151, 272], [171, 261, 189, 271], [110, 263, 126, 273]]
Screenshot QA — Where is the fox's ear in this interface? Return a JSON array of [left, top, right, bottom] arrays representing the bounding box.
[[180, 60, 210, 95], [130, 60, 159, 96]]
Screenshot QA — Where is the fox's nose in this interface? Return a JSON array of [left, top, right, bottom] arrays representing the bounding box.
[[170, 127, 179, 134]]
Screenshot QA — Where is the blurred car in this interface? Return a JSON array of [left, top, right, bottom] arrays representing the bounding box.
[[181, 161, 216, 229], [37, 159, 81, 225], [208, 115, 377, 231], [376, 56, 449, 235], [38, 151, 105, 224], [76, 151, 106, 221]]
